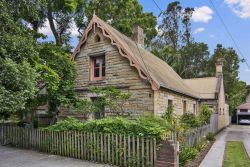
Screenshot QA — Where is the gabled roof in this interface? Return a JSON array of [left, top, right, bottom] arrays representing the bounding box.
[[237, 94, 250, 110], [246, 94, 250, 103], [72, 14, 199, 99], [183, 77, 221, 99], [237, 103, 250, 110]]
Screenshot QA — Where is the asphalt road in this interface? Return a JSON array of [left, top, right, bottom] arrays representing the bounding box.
[[0, 146, 111, 167]]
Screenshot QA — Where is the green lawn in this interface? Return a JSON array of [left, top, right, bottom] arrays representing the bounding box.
[[223, 141, 250, 167]]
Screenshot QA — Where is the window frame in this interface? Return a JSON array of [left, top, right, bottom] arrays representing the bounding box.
[[183, 100, 187, 113], [168, 99, 173, 108], [90, 55, 106, 81], [193, 103, 196, 114]]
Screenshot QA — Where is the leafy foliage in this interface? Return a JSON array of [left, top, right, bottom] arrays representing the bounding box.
[[45, 117, 84, 131], [152, 1, 210, 78], [180, 113, 200, 128], [206, 132, 215, 141], [89, 87, 131, 116], [75, 0, 157, 46], [206, 44, 247, 113], [0, 59, 38, 117], [179, 145, 198, 166], [37, 43, 76, 113], [46, 116, 171, 140], [198, 105, 213, 124]]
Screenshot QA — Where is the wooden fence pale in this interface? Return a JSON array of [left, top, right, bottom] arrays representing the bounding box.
[[0, 125, 157, 167], [184, 124, 211, 147]]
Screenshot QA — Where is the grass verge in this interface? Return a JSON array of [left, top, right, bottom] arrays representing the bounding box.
[[223, 141, 250, 167]]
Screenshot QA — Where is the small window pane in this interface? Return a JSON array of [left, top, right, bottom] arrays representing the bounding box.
[[91, 56, 105, 80], [94, 67, 99, 77], [96, 58, 103, 64], [102, 66, 105, 77]]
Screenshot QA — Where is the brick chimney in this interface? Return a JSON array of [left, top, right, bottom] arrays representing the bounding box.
[[216, 58, 224, 77], [132, 25, 144, 47]]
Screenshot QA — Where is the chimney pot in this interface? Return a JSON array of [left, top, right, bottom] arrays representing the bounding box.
[[132, 25, 144, 47]]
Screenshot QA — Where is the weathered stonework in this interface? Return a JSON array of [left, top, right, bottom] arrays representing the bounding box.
[[72, 28, 199, 119], [154, 90, 198, 116], [74, 28, 154, 116]]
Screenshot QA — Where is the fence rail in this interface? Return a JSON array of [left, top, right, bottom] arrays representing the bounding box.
[[184, 124, 211, 147], [0, 125, 156, 167]]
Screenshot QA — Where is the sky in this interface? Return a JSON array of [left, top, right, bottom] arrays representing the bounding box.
[[39, 0, 250, 84]]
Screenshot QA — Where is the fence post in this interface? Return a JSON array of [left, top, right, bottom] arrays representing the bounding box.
[[155, 139, 178, 167]]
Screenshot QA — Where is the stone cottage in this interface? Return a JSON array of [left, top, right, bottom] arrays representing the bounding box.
[[67, 14, 229, 131], [184, 59, 230, 130]]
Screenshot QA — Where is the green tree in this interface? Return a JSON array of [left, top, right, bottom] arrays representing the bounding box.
[[37, 43, 76, 114], [0, 59, 38, 119], [153, 1, 209, 78], [206, 44, 247, 113], [0, 0, 40, 120], [181, 7, 194, 45], [179, 42, 210, 78], [158, 1, 182, 49], [74, 0, 157, 46], [46, 0, 79, 46], [0, 0, 78, 121]]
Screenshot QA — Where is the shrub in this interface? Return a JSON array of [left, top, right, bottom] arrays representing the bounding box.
[[162, 105, 174, 121], [83, 116, 170, 140], [206, 132, 215, 141], [33, 119, 39, 129], [45, 116, 171, 140], [195, 138, 207, 151], [180, 113, 200, 128], [45, 117, 84, 131], [179, 145, 198, 166], [198, 105, 212, 124]]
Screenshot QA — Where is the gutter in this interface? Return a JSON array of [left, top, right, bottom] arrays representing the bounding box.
[[159, 83, 201, 100]]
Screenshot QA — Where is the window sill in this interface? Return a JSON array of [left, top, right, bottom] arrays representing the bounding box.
[[88, 79, 106, 84]]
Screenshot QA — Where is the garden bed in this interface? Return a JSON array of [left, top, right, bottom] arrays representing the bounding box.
[[184, 140, 215, 167]]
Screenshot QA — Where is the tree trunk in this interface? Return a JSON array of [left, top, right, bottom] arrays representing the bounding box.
[[47, 0, 62, 46]]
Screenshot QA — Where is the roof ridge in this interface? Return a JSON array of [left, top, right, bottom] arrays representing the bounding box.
[[184, 77, 217, 80], [72, 14, 200, 99]]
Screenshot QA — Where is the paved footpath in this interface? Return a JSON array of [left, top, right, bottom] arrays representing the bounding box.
[[0, 145, 111, 167], [200, 125, 250, 167]]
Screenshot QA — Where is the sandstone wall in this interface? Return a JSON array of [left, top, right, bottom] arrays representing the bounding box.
[[74, 28, 154, 116], [154, 90, 198, 116]]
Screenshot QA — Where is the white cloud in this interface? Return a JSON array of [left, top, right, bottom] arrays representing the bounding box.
[[224, 0, 250, 19], [192, 6, 213, 23], [209, 34, 215, 38], [69, 22, 79, 37], [38, 19, 79, 37], [194, 27, 205, 34], [245, 68, 250, 72], [38, 19, 52, 36]]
